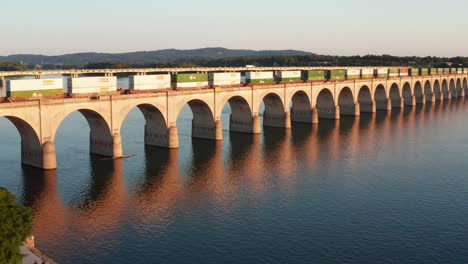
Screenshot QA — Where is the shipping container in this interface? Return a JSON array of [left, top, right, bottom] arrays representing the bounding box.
[[420, 68, 429, 76], [302, 70, 327, 81], [374, 68, 389, 78], [67, 77, 117, 94], [410, 68, 420, 76], [437, 68, 446, 74], [346, 69, 361, 79], [464, 68, 468, 73], [245, 71, 274, 84], [399, 68, 409, 77], [456, 68, 463, 74], [430, 68, 438, 75], [361, 69, 374, 78], [129, 74, 171, 90], [449, 68, 457, 74], [328, 69, 346, 80], [443, 68, 450, 74], [172, 73, 209, 88], [275, 71, 301, 82], [6, 78, 64, 97], [209, 72, 241, 86], [388, 68, 399, 77]]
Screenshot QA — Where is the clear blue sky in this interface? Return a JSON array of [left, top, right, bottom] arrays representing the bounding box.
[[1, 0, 467, 56]]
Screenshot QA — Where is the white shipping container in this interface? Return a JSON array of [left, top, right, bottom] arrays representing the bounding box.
[[209, 72, 241, 86], [277, 71, 301, 78], [175, 81, 209, 88], [346, 69, 361, 76], [130, 74, 171, 90], [68, 77, 117, 93], [6, 78, 64, 92], [245, 71, 274, 80], [361, 69, 374, 75], [457, 69, 463, 73], [377, 68, 388, 75]]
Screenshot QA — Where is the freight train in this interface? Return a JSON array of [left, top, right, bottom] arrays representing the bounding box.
[[1, 67, 466, 100]]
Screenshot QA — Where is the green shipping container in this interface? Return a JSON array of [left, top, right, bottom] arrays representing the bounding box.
[[443, 68, 450, 74], [430, 68, 438, 75], [172, 73, 209, 83], [248, 78, 275, 84], [328, 69, 346, 80], [278, 77, 302, 82], [302, 70, 326, 81], [410, 68, 420, 76], [420, 68, 429, 76], [7, 89, 63, 97]]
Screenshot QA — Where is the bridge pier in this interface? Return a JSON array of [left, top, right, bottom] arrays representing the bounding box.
[[22, 141, 57, 170], [385, 99, 392, 111], [263, 111, 291, 128], [230, 114, 262, 133], [192, 119, 223, 141], [291, 109, 315, 124], [360, 100, 376, 113], [339, 103, 359, 116], [404, 96, 416, 106], [417, 95, 426, 105], [90, 132, 123, 157]]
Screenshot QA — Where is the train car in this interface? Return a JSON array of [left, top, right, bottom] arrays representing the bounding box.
[[464, 68, 468, 73], [327, 69, 346, 80], [410, 68, 420, 76], [302, 70, 327, 81], [456, 68, 463, 74], [430, 68, 438, 75], [420, 68, 429, 76], [67, 76, 117, 95], [4, 78, 64, 98], [443, 68, 450, 74], [171, 73, 209, 88], [374, 68, 388, 78], [208, 72, 241, 86], [245, 71, 274, 84], [399, 67, 409, 77], [437, 68, 446, 74], [129, 74, 171, 91], [345, 69, 361, 79], [361, 69, 374, 78], [388, 68, 399, 77], [275, 71, 301, 82]]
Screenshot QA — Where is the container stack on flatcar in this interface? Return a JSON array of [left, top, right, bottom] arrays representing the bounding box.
[[388, 68, 399, 77], [172, 73, 209, 89], [399, 68, 409, 77], [67, 76, 117, 96], [410, 68, 420, 76], [361, 69, 374, 78], [456, 68, 463, 74], [302, 70, 327, 81], [420, 68, 429, 76], [430, 68, 438, 75], [208, 72, 241, 86], [374, 68, 389, 78], [129, 74, 171, 92], [3, 78, 64, 98], [245, 71, 274, 84], [275, 71, 301, 82], [328, 69, 346, 80], [345, 69, 361, 79]]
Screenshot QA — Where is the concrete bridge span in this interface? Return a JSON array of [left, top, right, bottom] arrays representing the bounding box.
[[0, 74, 466, 169]]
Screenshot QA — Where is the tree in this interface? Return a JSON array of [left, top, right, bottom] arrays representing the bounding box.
[[0, 187, 32, 264]]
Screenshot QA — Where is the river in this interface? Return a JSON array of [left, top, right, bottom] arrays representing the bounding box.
[[1, 86, 468, 263]]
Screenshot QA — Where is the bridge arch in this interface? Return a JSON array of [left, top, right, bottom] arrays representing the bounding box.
[[456, 78, 462, 97], [53, 109, 118, 158], [315, 88, 337, 119], [338, 87, 356, 116], [449, 79, 456, 98], [413, 81, 423, 104], [261, 92, 289, 127], [357, 85, 374, 113], [442, 79, 449, 100], [389, 83, 402, 108], [290, 90, 313, 123], [374, 84, 387, 110], [176, 99, 219, 141], [402, 82, 413, 105], [434, 80, 442, 101], [221, 95, 256, 133], [119, 103, 169, 148], [464, 78, 468, 92], [424, 80, 432, 102]]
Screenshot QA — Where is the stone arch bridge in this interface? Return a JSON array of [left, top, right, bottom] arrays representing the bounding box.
[[1, 74, 466, 169]]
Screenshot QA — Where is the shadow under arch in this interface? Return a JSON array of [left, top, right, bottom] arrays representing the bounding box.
[[442, 79, 450, 100], [3, 116, 43, 168], [176, 99, 219, 141], [261, 93, 288, 127], [424, 80, 432, 102], [413, 81, 423, 104], [338, 87, 356, 116], [402, 82, 413, 106], [374, 84, 387, 111], [456, 78, 463, 97], [389, 83, 402, 108], [357, 85, 373, 113], [290, 90, 313, 123], [434, 80, 442, 101], [222, 95, 256, 133], [316, 88, 336, 119], [449, 79, 457, 98]]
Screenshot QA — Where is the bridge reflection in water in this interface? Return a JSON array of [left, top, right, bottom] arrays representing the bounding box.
[[14, 97, 468, 263]]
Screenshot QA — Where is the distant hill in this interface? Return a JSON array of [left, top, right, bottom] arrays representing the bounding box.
[[0, 48, 313, 65]]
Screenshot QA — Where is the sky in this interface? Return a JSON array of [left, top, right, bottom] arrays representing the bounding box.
[[1, 0, 468, 57]]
